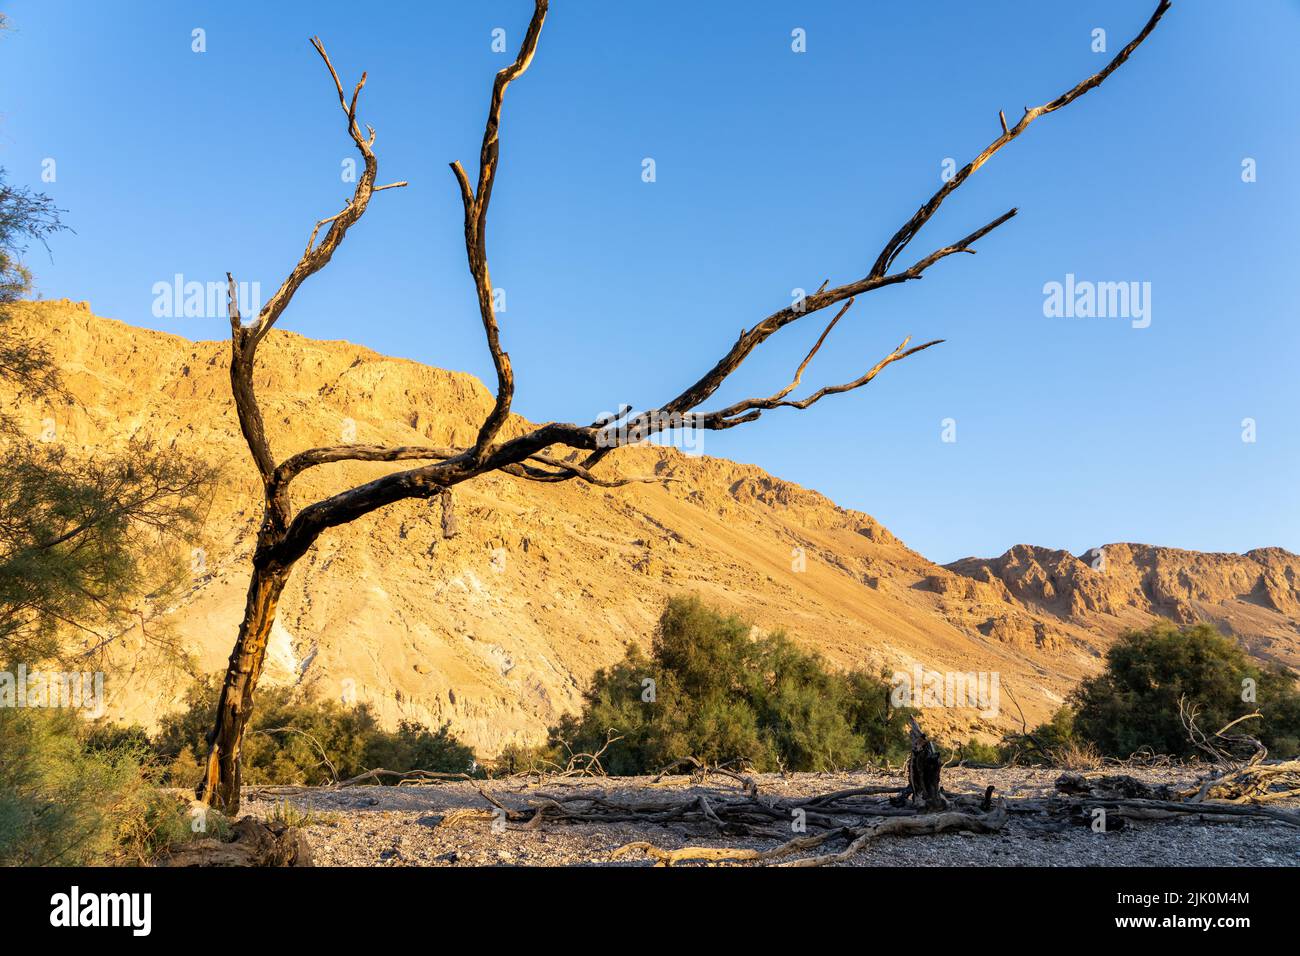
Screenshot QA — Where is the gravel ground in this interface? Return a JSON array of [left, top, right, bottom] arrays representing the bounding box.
[[241, 767, 1300, 867]]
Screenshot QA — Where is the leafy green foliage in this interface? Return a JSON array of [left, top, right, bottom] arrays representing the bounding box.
[[0, 165, 65, 308], [0, 708, 194, 865], [0, 165, 67, 434], [0, 164, 218, 865], [998, 704, 1081, 766], [0, 441, 214, 662], [1012, 622, 1300, 763], [1066, 621, 1300, 758], [946, 738, 1004, 765], [155, 678, 477, 786], [551, 596, 914, 774], [0, 168, 212, 667], [364, 720, 477, 778]]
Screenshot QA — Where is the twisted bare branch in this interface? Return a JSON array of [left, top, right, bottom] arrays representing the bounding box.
[[232, 0, 1172, 582], [869, 0, 1171, 279], [451, 0, 550, 463]]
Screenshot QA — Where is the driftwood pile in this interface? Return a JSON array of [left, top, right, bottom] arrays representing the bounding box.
[[461, 715, 1300, 867]]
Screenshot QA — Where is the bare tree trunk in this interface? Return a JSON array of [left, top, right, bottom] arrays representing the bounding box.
[[200, 559, 288, 814]]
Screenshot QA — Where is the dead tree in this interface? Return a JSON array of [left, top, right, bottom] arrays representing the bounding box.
[[905, 717, 945, 810], [200, 0, 1172, 812]]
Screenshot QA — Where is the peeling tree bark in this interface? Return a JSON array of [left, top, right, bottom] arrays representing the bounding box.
[[202, 562, 288, 811], [439, 489, 458, 539]]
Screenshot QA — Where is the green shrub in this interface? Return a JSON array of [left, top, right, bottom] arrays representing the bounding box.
[[552, 595, 914, 774], [363, 720, 476, 776], [0, 708, 194, 865], [1063, 622, 1300, 759], [490, 740, 566, 776], [1002, 705, 1080, 765], [266, 799, 338, 828], [947, 738, 1004, 765], [155, 678, 477, 786]]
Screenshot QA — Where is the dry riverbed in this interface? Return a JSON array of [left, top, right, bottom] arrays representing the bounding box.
[[236, 767, 1300, 867]]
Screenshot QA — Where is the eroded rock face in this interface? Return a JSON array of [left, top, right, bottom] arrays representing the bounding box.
[[5, 299, 1298, 749], [946, 543, 1300, 654]]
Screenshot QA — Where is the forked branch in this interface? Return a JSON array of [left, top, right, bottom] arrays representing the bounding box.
[[248, 38, 407, 350], [450, 0, 550, 462], [229, 0, 1172, 572], [224, 36, 407, 521]]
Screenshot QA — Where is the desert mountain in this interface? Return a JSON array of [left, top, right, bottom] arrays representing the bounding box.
[[6, 299, 1299, 752]]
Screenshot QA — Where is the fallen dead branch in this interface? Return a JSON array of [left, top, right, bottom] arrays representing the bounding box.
[[246, 767, 471, 801], [455, 749, 1300, 865], [496, 730, 626, 785], [1170, 696, 1300, 805], [650, 757, 760, 796], [337, 768, 472, 787], [614, 807, 1009, 868]]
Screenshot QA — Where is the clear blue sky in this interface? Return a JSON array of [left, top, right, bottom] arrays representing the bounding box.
[[2, 1, 1296, 564]]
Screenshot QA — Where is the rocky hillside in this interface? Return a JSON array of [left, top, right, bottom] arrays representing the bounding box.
[[5, 299, 1298, 752], [946, 544, 1300, 670]]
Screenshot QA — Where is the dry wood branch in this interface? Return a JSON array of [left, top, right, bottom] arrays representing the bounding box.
[[1000, 679, 1054, 764], [245, 767, 471, 803], [254, 37, 407, 348], [275, 444, 461, 486], [439, 808, 498, 828], [650, 757, 759, 796], [699, 332, 943, 430], [460, 760, 1297, 866], [451, 0, 549, 462], [258, 0, 1172, 565], [867, 0, 1170, 279], [1179, 695, 1266, 766], [503, 455, 681, 489], [1184, 760, 1300, 807], [577, 1, 1168, 470], [782, 807, 1008, 868], [613, 807, 1008, 867], [1055, 771, 1300, 825], [337, 769, 471, 787], [472, 753, 992, 845], [905, 716, 945, 809], [1172, 695, 1300, 804], [555, 729, 623, 778], [220, 34, 409, 524], [157, 817, 312, 868]]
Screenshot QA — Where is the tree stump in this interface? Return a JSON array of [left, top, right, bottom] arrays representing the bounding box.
[[907, 717, 946, 810], [157, 817, 313, 867]]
